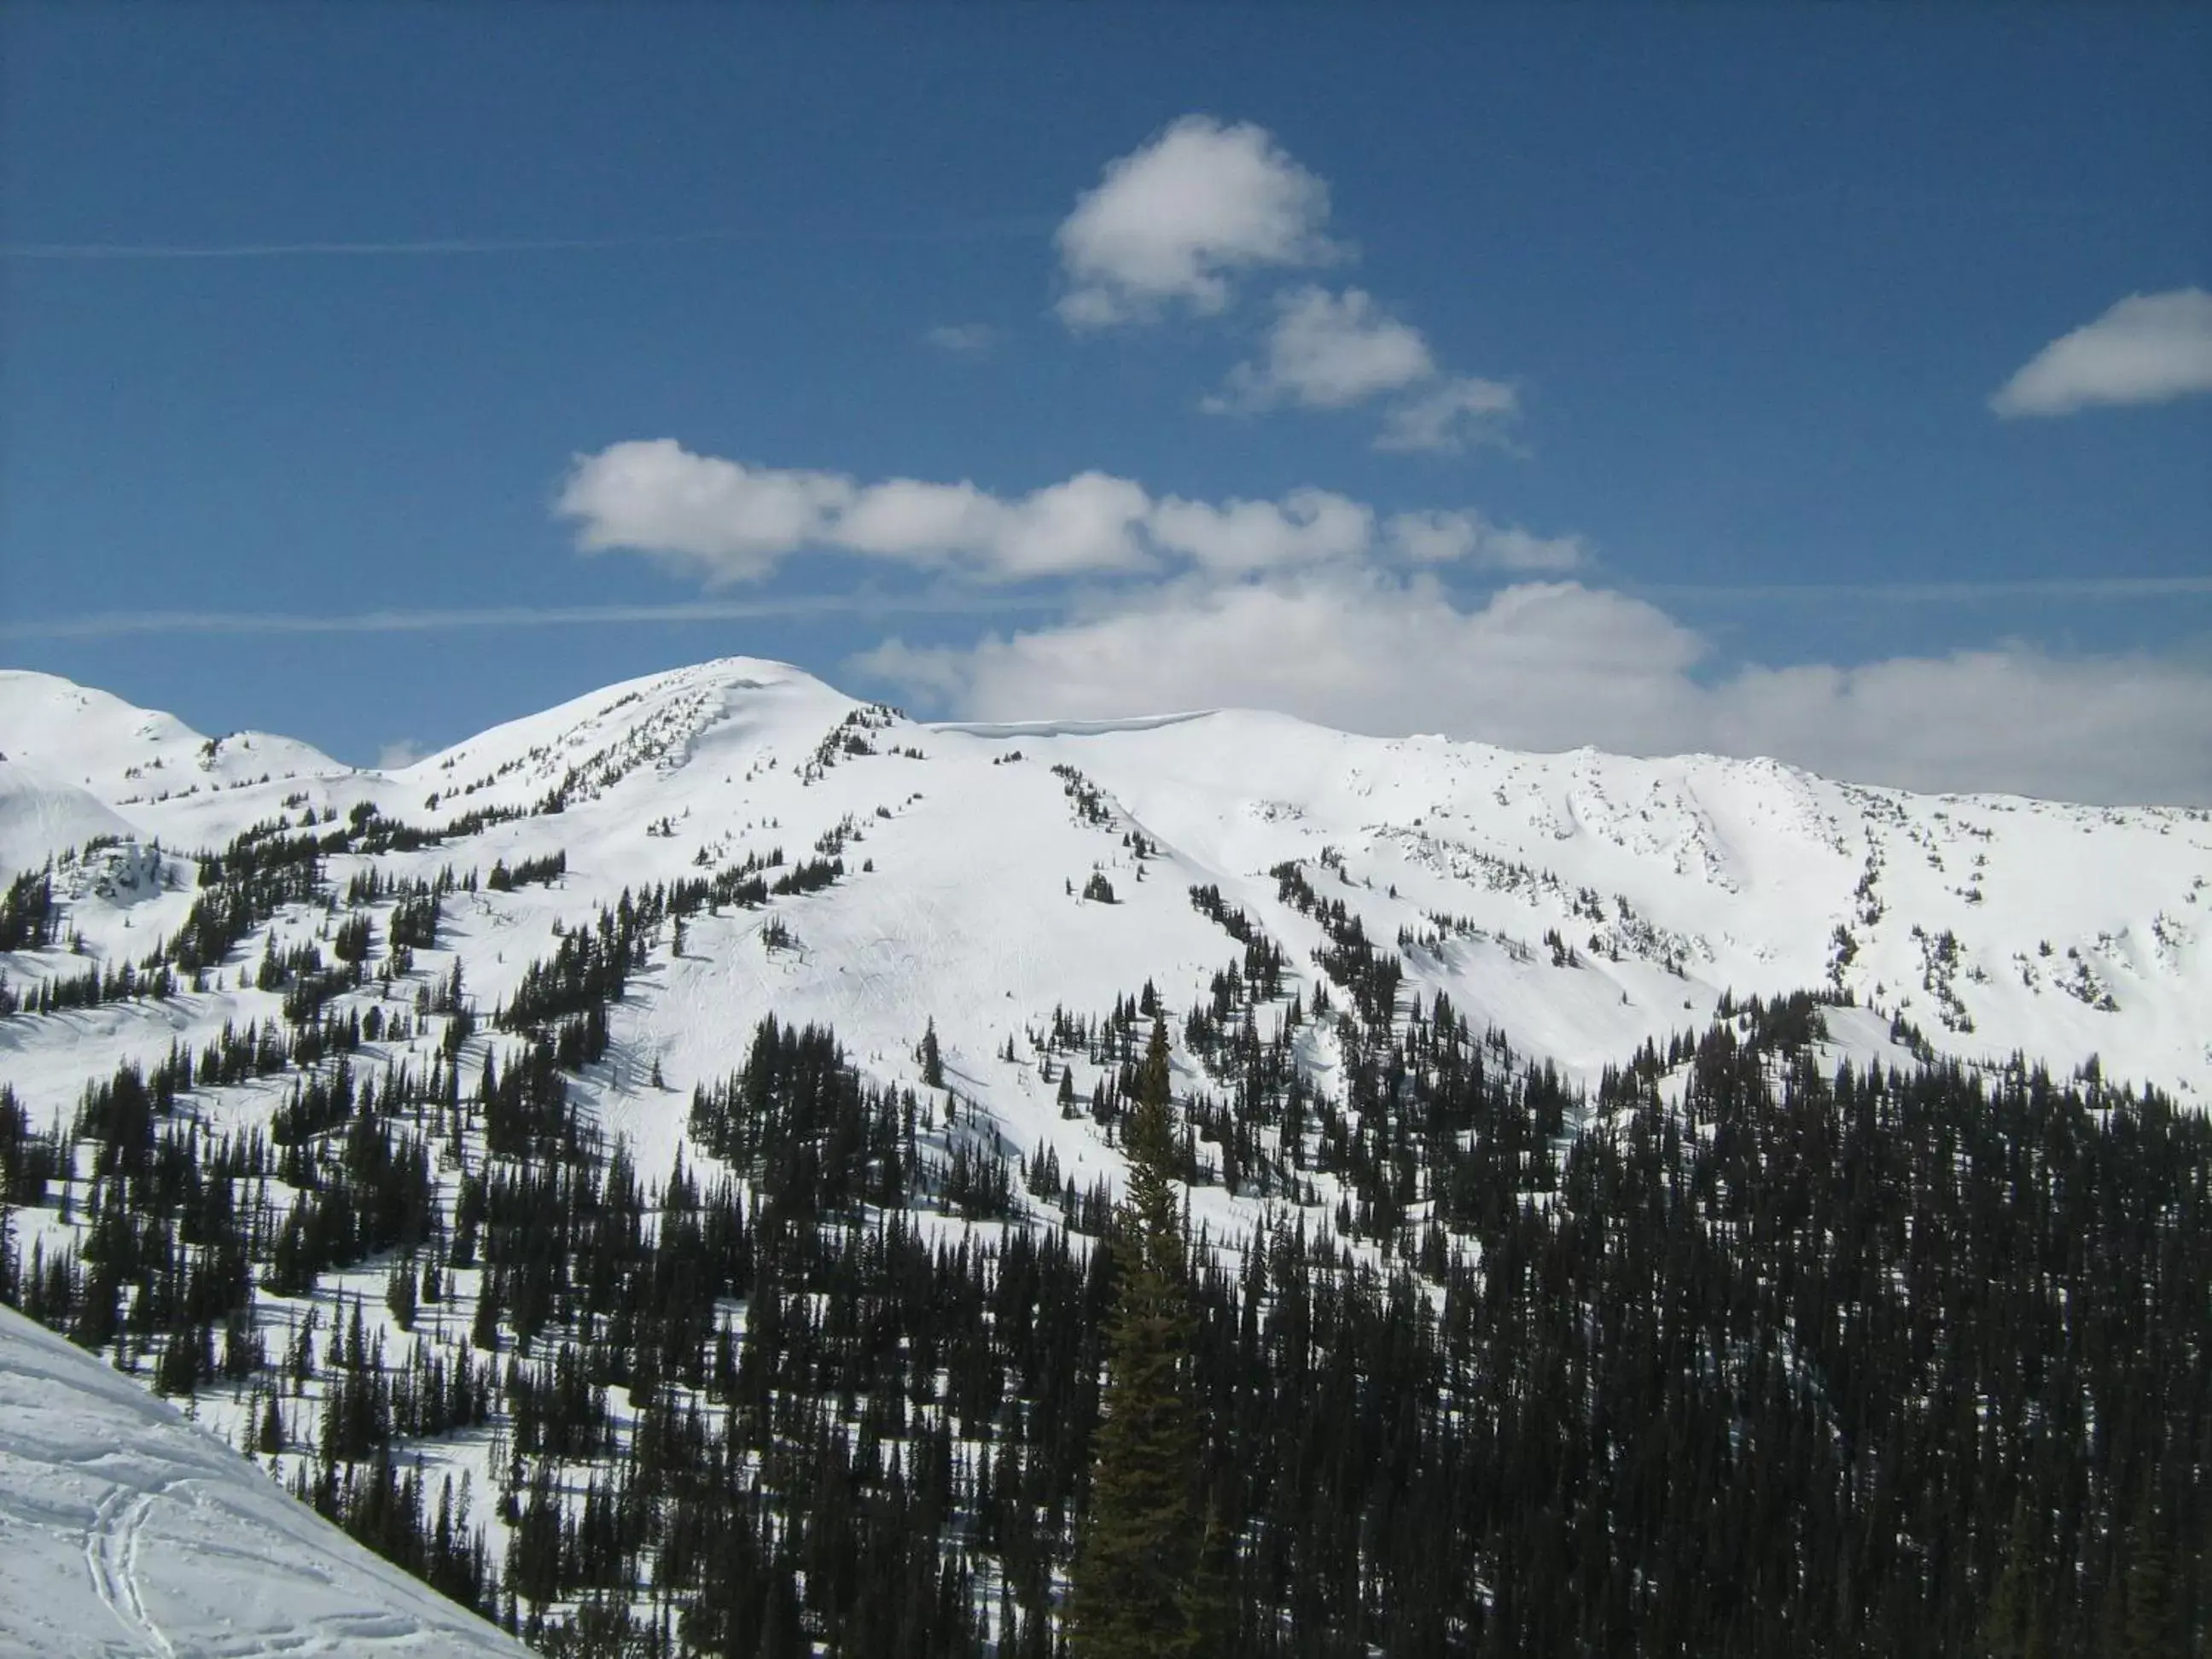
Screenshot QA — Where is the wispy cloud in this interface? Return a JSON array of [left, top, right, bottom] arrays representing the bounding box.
[[0, 235, 731, 260], [1375, 374, 1521, 455], [0, 592, 1043, 643], [925, 323, 998, 355]]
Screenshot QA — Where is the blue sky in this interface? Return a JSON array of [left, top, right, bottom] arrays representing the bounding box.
[[3, 5, 2208, 800]]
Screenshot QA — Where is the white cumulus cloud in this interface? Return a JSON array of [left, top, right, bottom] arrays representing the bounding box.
[[859, 575, 1703, 754], [1055, 116, 1339, 329], [1149, 489, 1373, 573], [1384, 509, 1586, 572], [833, 473, 1160, 579], [556, 439, 853, 583], [1990, 288, 2212, 416], [1060, 120, 1524, 447], [992, 474, 1158, 579], [856, 571, 2212, 805], [1208, 288, 1522, 451], [1213, 287, 1435, 410], [560, 442, 1509, 584], [835, 479, 1008, 562]]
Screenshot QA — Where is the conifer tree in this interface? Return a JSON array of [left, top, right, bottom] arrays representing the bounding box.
[[1066, 1018, 1208, 1657], [921, 1019, 945, 1090], [1977, 1498, 2050, 1659], [2113, 1482, 2177, 1659]]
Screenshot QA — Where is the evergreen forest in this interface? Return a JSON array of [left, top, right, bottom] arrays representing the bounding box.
[[0, 824, 2205, 1656]]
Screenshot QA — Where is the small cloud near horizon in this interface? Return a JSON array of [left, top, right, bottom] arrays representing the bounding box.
[[853, 573, 2212, 806]]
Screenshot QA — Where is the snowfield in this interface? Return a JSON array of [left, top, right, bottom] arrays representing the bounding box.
[[3, 655, 2205, 1142], [0, 1303, 523, 1656]]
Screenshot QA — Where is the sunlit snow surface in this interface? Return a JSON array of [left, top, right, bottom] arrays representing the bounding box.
[[0, 1305, 521, 1656], [1, 656, 2208, 1633], [3, 654, 2209, 1168]]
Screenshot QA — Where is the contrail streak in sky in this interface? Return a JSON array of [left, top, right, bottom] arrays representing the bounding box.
[[0, 221, 1052, 261], [6, 576, 2202, 643], [1634, 575, 2212, 603], [0, 593, 1048, 642]]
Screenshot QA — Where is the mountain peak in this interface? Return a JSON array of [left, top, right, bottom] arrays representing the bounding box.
[[0, 668, 346, 800], [2, 660, 2207, 1103]]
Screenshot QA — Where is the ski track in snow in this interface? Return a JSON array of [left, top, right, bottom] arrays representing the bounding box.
[[1, 1305, 524, 1655], [85, 1483, 173, 1656]]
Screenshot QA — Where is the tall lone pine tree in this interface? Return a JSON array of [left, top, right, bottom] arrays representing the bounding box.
[[1067, 1019, 1210, 1657]]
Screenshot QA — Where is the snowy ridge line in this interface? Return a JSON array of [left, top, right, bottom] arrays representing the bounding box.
[[929, 709, 1219, 738], [0, 655, 2205, 1118]]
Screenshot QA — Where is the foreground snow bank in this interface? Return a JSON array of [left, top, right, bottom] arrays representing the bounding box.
[[0, 1304, 521, 1656]]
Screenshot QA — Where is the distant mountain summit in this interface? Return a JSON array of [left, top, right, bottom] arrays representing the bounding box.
[[0, 667, 345, 802]]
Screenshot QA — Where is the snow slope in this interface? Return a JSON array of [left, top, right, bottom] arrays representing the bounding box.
[[2, 656, 2203, 1125], [0, 759, 137, 882], [0, 1303, 523, 1656], [0, 655, 2204, 1635], [0, 669, 344, 806]]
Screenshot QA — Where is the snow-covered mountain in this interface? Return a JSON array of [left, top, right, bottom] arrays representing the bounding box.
[[3, 656, 2206, 1650], [0, 1301, 522, 1656], [3, 655, 2206, 1128], [0, 668, 341, 812]]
